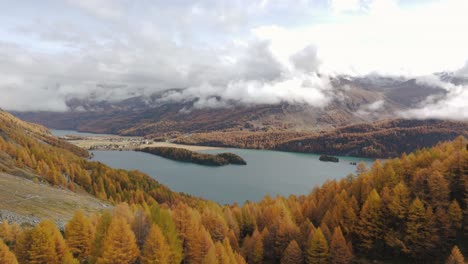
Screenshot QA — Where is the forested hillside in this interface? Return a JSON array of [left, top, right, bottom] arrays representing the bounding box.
[[0, 110, 190, 205], [1, 110, 468, 263], [175, 119, 468, 158]]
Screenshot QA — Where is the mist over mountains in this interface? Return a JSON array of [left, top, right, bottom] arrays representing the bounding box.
[[14, 74, 459, 136], [2, 0, 468, 121]]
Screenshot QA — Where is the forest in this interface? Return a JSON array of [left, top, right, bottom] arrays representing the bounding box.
[[174, 119, 468, 158], [138, 147, 246, 166], [0, 110, 468, 263]]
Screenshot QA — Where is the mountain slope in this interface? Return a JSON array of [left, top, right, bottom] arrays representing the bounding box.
[[0, 109, 195, 209], [174, 119, 468, 158], [13, 76, 447, 136]]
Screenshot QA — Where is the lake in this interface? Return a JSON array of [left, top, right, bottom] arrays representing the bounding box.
[[52, 130, 373, 204]]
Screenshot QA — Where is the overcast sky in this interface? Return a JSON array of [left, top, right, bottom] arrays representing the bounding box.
[[0, 0, 467, 119]]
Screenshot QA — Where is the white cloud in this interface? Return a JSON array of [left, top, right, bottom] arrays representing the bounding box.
[[400, 84, 468, 120], [330, 0, 361, 14], [0, 0, 467, 120]]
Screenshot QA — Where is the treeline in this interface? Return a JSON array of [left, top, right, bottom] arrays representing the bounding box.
[[138, 147, 246, 166], [174, 119, 468, 158]]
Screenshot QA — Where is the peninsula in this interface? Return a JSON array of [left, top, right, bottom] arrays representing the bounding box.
[[138, 147, 247, 166]]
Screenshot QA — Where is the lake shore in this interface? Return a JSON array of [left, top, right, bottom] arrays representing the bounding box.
[[58, 134, 223, 152]]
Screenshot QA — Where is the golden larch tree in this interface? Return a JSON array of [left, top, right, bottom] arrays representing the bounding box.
[[97, 217, 139, 264], [329, 227, 353, 264], [0, 239, 18, 264], [140, 224, 171, 264], [280, 240, 303, 264], [65, 211, 93, 262], [446, 245, 465, 264]]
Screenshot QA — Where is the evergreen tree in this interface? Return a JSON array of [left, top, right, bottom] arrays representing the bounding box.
[[89, 211, 113, 264], [141, 225, 171, 264], [97, 217, 140, 264], [306, 228, 328, 264], [404, 198, 438, 258], [281, 240, 303, 264], [38, 220, 68, 263], [446, 246, 465, 264], [150, 204, 183, 264], [0, 239, 18, 264], [355, 189, 383, 252], [65, 211, 92, 262], [448, 200, 463, 230], [329, 227, 353, 264], [28, 225, 58, 264], [14, 229, 32, 264]]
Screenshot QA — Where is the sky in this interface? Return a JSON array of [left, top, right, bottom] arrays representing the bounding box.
[[0, 0, 467, 119]]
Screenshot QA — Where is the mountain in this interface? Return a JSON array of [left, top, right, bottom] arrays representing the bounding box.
[[13, 76, 447, 137], [174, 119, 468, 158]]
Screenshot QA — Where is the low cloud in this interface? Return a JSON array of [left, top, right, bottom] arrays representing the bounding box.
[[399, 75, 468, 120], [0, 0, 467, 120]]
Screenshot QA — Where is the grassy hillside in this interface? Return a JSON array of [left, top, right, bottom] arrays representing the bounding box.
[[0, 173, 109, 225]]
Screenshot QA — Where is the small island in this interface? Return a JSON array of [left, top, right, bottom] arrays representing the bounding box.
[[319, 154, 339, 162], [138, 147, 247, 166]]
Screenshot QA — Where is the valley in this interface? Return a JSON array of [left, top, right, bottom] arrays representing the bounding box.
[[2, 2, 468, 263], [53, 129, 370, 204]]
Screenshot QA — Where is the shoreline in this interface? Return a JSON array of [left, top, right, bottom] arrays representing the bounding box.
[[60, 135, 223, 152]]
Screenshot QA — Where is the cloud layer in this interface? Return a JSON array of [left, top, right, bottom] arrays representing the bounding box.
[[0, 0, 467, 120]]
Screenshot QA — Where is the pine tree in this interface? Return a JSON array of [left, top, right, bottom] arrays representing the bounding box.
[[354, 189, 383, 252], [150, 204, 183, 264], [448, 200, 463, 230], [97, 217, 140, 264], [281, 240, 303, 264], [428, 171, 450, 209], [14, 229, 32, 264], [306, 228, 328, 264], [242, 229, 263, 264], [141, 225, 171, 264], [329, 227, 353, 264], [39, 220, 68, 263], [89, 211, 113, 264], [28, 225, 59, 264], [65, 211, 92, 262], [404, 198, 438, 258], [446, 246, 465, 264], [0, 239, 18, 264]]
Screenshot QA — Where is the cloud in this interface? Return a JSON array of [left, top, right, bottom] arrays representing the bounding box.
[[400, 85, 468, 120], [455, 61, 468, 78], [159, 73, 332, 108], [66, 0, 124, 19], [290, 45, 320, 74], [0, 0, 467, 121], [399, 74, 468, 120]]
